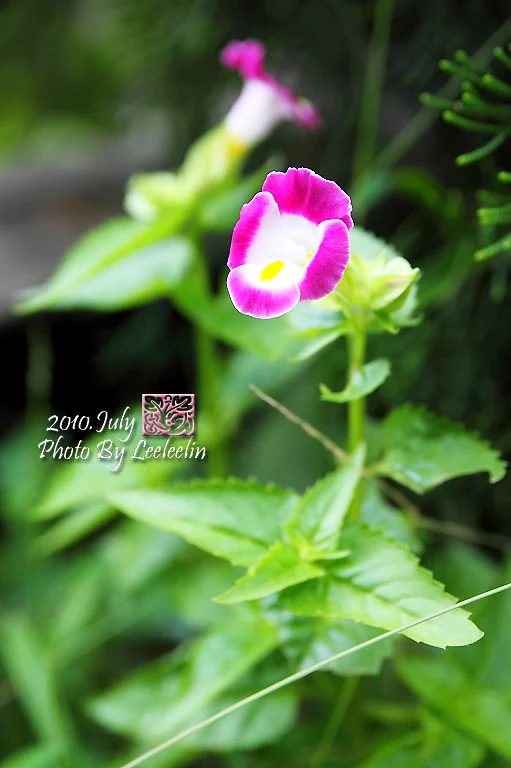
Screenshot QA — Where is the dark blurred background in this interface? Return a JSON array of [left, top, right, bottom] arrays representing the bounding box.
[[1, 0, 511, 525]]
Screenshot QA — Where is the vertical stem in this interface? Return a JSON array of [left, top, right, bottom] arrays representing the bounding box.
[[192, 247, 228, 479], [311, 676, 359, 766], [348, 323, 367, 453], [26, 318, 52, 423], [195, 326, 228, 478], [352, 0, 394, 193], [347, 319, 367, 520]]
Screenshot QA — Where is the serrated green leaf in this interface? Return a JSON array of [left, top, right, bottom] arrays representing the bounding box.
[[87, 612, 278, 744], [320, 358, 391, 403], [110, 480, 297, 567], [267, 606, 393, 677], [285, 446, 365, 557], [214, 541, 325, 604], [280, 522, 482, 648], [373, 405, 507, 493], [398, 657, 511, 758]]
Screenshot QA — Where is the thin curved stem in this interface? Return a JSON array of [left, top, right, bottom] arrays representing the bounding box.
[[118, 581, 511, 768]]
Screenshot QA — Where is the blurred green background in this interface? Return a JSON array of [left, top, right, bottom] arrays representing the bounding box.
[[1, 1, 511, 766]]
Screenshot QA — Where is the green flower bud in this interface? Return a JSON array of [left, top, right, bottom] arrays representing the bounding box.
[[333, 227, 420, 332], [125, 125, 248, 222]]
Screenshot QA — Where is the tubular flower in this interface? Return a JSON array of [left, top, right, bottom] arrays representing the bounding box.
[[221, 40, 321, 149], [227, 167, 353, 319]]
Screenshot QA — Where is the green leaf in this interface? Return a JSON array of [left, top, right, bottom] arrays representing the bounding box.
[[398, 657, 511, 759], [33, 412, 182, 520], [16, 216, 185, 314], [267, 606, 393, 677], [0, 745, 60, 768], [472, 559, 511, 694], [87, 612, 278, 744], [100, 519, 185, 593], [177, 663, 297, 753], [359, 723, 484, 768], [32, 501, 116, 556], [374, 405, 507, 493], [285, 446, 365, 557], [427, 543, 500, 602], [280, 522, 483, 649], [25, 238, 194, 312], [40, 558, 107, 662], [320, 359, 391, 403], [198, 155, 282, 232], [172, 281, 296, 361], [173, 279, 348, 362], [110, 479, 298, 567], [111, 662, 297, 766], [361, 481, 422, 552], [0, 615, 73, 756], [336, 227, 420, 317], [291, 327, 346, 362], [218, 349, 305, 433], [349, 227, 403, 263], [214, 541, 325, 604], [167, 559, 237, 630]]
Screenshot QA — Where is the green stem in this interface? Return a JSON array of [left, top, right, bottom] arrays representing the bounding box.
[[352, 0, 394, 191], [311, 676, 359, 766], [195, 325, 228, 478], [26, 318, 52, 424], [192, 248, 228, 479], [348, 324, 367, 453], [347, 320, 367, 519]]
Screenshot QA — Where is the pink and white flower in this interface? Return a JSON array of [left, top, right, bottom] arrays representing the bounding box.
[[221, 40, 321, 147], [227, 167, 353, 319]]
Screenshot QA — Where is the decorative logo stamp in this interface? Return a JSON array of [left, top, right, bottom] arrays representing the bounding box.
[[141, 394, 195, 437]]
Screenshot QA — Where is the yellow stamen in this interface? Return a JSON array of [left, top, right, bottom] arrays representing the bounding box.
[[260, 260, 285, 281]]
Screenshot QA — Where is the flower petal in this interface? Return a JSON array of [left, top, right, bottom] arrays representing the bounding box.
[[263, 167, 353, 229], [291, 99, 322, 130], [227, 262, 302, 319], [221, 40, 321, 139], [299, 219, 350, 301], [227, 192, 280, 269], [220, 40, 266, 80]]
